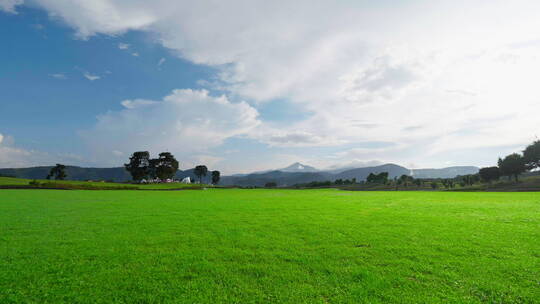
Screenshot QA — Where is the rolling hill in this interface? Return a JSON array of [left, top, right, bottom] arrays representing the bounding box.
[[0, 163, 479, 186]]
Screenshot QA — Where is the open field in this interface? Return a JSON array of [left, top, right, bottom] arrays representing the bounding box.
[[0, 177, 206, 190], [0, 189, 539, 303]]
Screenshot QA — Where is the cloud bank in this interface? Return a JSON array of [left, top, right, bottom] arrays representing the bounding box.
[[81, 89, 260, 167], [4, 0, 540, 169]]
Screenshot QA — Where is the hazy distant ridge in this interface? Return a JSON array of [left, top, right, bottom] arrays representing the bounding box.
[[0, 163, 479, 186]]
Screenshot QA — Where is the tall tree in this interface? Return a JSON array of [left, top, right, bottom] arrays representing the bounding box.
[[498, 153, 526, 181], [523, 140, 540, 171], [46, 164, 67, 180], [124, 151, 151, 182], [148, 158, 159, 179], [479, 166, 500, 183], [211, 170, 221, 185], [154, 152, 179, 180], [399, 174, 413, 187], [194, 165, 208, 183]]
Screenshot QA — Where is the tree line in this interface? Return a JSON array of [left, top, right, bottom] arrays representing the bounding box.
[[479, 139, 540, 182], [124, 151, 220, 184]]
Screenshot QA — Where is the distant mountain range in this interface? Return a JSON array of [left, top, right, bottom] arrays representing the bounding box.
[[220, 163, 478, 186], [0, 163, 479, 186]]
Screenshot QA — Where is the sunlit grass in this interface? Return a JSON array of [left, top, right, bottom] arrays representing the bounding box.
[[0, 189, 538, 303], [0, 176, 207, 190]]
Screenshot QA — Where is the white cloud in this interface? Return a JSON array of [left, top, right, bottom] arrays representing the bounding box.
[[0, 0, 23, 13], [131, 52, 139, 57], [158, 57, 165, 66], [120, 99, 156, 109], [118, 42, 129, 49], [0, 134, 82, 168], [83, 72, 100, 81], [49, 73, 67, 79], [9, 1, 540, 168], [81, 89, 260, 166]]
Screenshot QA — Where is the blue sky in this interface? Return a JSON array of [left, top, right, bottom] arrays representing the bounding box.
[[1, 1, 539, 173], [0, 7, 213, 154]]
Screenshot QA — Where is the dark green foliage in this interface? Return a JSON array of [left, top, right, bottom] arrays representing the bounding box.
[[398, 174, 414, 187], [523, 140, 540, 170], [479, 167, 500, 183], [264, 182, 277, 188], [153, 152, 179, 180], [431, 182, 438, 189], [302, 180, 333, 187], [194, 165, 208, 183], [366, 172, 389, 184], [211, 170, 221, 185], [46, 164, 67, 180], [498, 153, 526, 181], [124, 151, 151, 181], [334, 178, 355, 185], [459, 174, 480, 186], [441, 179, 454, 189]]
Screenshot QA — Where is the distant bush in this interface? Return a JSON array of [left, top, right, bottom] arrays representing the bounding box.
[[27, 180, 134, 190], [265, 182, 277, 188], [29, 180, 41, 187]]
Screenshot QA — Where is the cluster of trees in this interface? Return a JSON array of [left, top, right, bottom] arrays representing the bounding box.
[[46, 164, 67, 180], [479, 140, 540, 182], [124, 151, 220, 184], [334, 178, 357, 185], [125, 151, 178, 181], [365, 173, 422, 188], [193, 165, 221, 184], [294, 178, 358, 188], [366, 172, 388, 184]]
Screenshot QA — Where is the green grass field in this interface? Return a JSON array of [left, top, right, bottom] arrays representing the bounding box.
[[0, 176, 206, 190], [1, 189, 539, 303]]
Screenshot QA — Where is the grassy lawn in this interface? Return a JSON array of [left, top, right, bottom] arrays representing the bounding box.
[[0, 177, 206, 190], [0, 189, 538, 303]]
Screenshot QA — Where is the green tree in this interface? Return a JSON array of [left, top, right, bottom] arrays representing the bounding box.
[[399, 174, 413, 187], [366, 172, 388, 184], [154, 152, 179, 180], [47, 164, 67, 180], [194, 165, 208, 183], [479, 166, 500, 183], [498, 153, 526, 181], [124, 151, 151, 182], [265, 182, 277, 188], [211, 170, 221, 185], [523, 140, 540, 171]]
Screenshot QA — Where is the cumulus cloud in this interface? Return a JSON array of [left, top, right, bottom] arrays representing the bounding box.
[[0, 0, 23, 13], [49, 73, 67, 79], [81, 89, 260, 165], [83, 72, 100, 81], [8, 1, 540, 168], [0, 133, 82, 168]]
